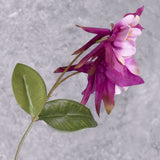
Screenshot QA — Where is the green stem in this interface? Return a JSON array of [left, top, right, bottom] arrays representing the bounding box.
[[15, 118, 36, 160], [59, 71, 79, 84], [48, 71, 80, 94], [47, 52, 84, 99]]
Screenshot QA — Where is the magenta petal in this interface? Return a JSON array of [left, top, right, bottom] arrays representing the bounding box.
[[135, 6, 144, 16], [134, 24, 144, 31], [91, 48, 105, 60], [104, 42, 114, 66], [113, 41, 136, 57], [88, 54, 104, 76], [115, 26, 130, 41], [95, 73, 105, 116], [75, 42, 105, 68], [102, 80, 115, 114], [125, 57, 139, 75], [105, 51, 144, 87], [124, 6, 144, 17], [54, 63, 93, 73], [73, 34, 103, 55], [106, 65, 144, 87], [81, 75, 95, 105], [76, 25, 111, 35]]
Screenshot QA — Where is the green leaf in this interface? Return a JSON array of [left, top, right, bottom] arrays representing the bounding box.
[[12, 63, 47, 117], [39, 99, 97, 132]]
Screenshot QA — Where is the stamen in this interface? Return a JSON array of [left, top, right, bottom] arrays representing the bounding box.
[[128, 30, 133, 37], [126, 38, 131, 41]]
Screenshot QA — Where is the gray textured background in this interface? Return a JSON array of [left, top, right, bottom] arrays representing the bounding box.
[[0, 0, 160, 160]]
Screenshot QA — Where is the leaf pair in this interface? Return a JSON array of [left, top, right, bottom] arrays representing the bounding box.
[[12, 63, 97, 131]]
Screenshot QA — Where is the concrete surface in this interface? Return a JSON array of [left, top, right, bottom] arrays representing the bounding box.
[[0, 0, 160, 160]]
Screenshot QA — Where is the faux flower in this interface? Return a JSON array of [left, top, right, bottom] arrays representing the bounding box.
[[55, 6, 144, 115]]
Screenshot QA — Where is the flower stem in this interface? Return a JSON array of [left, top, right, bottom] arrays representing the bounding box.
[[14, 118, 36, 160], [47, 52, 84, 99], [59, 71, 79, 84]]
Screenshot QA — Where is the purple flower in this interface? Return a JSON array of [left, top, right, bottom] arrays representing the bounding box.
[[55, 6, 144, 115]]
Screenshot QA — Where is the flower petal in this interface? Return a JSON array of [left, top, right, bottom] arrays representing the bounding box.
[[72, 34, 103, 55], [88, 56, 103, 76], [104, 42, 114, 66], [113, 41, 136, 56], [105, 53, 144, 87], [130, 28, 142, 37], [134, 24, 144, 31], [121, 15, 135, 26], [115, 85, 128, 94], [95, 72, 105, 116], [124, 6, 144, 17], [115, 26, 130, 41], [76, 25, 111, 35], [81, 75, 95, 105], [106, 64, 144, 87], [54, 63, 93, 73], [75, 42, 104, 69], [125, 57, 139, 75], [102, 80, 115, 114], [112, 48, 125, 64], [135, 6, 144, 16]]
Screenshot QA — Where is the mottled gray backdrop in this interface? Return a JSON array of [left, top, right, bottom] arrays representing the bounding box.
[[0, 0, 160, 160]]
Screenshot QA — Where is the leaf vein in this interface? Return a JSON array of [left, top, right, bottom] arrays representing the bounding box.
[[40, 113, 91, 119], [23, 75, 35, 116]]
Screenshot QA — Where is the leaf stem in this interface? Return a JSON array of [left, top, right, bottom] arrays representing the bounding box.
[[14, 118, 36, 160], [47, 52, 84, 99]]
